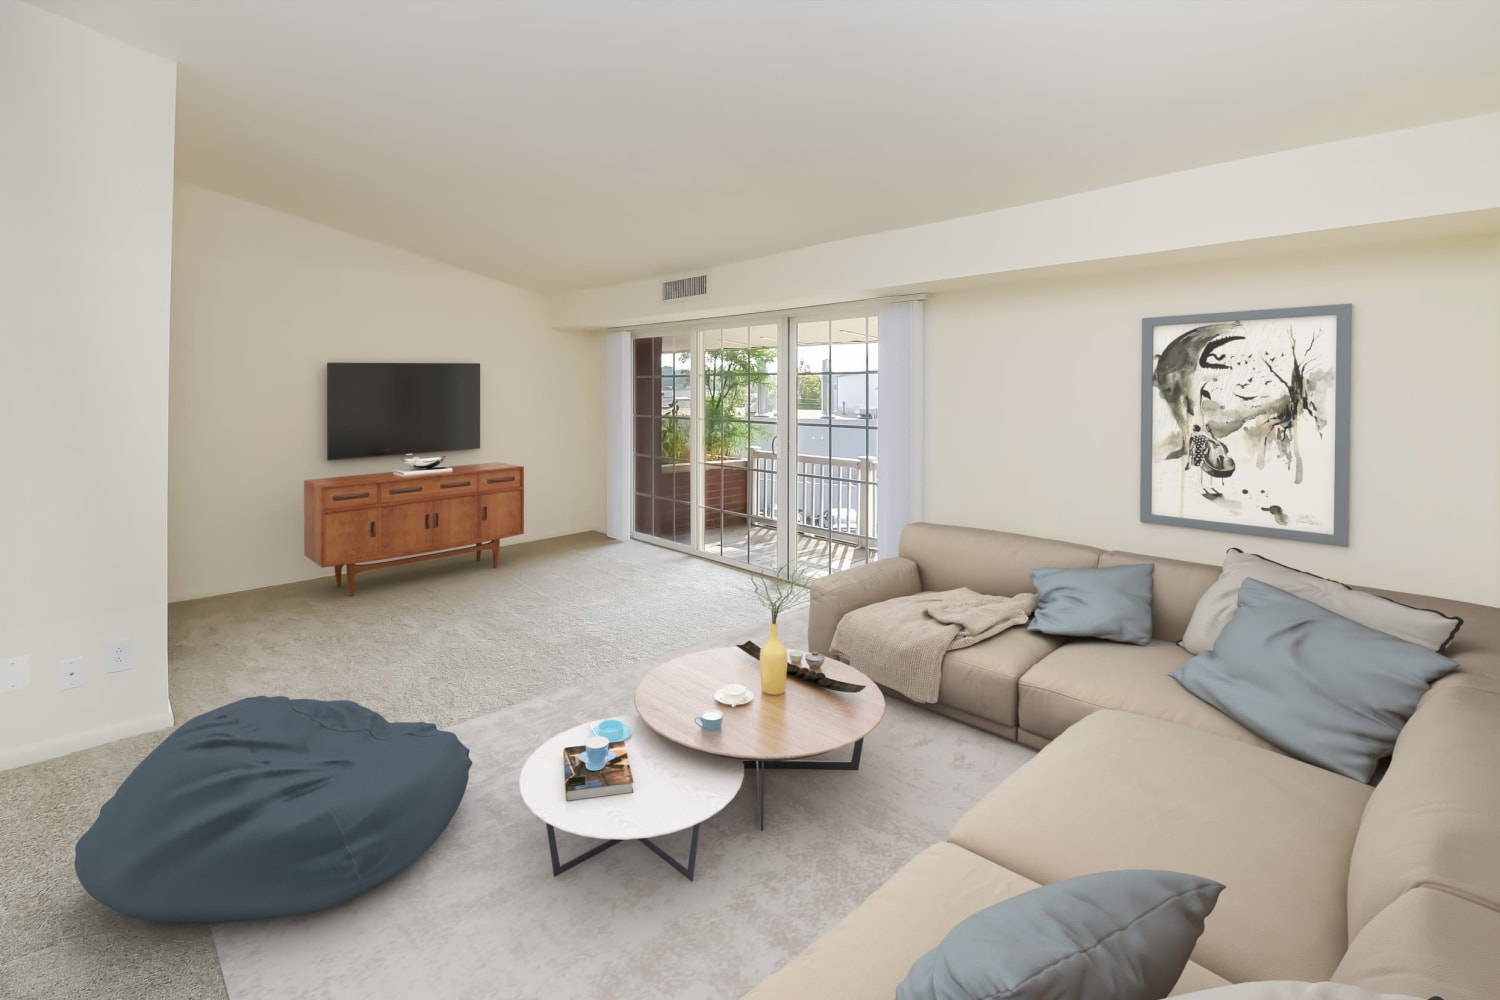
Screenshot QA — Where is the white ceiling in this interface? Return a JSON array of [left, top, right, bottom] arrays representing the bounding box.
[[33, 0, 1500, 293]]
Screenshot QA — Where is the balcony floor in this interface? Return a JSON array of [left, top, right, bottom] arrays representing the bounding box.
[[651, 521, 874, 580]]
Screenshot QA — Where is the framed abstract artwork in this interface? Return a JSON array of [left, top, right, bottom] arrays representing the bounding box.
[[1140, 304, 1351, 545]]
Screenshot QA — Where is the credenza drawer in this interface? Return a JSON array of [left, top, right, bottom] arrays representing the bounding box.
[[379, 481, 432, 502], [479, 470, 523, 491], [321, 485, 377, 509]]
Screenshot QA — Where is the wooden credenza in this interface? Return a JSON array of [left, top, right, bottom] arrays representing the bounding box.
[[304, 462, 524, 595]]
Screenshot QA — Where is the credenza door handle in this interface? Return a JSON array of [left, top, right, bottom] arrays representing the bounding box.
[[390, 486, 422, 495], [434, 512, 440, 527], [440, 481, 471, 489], [482, 505, 488, 521], [487, 476, 516, 484], [424, 514, 430, 529], [369, 521, 376, 537], [333, 491, 370, 501]]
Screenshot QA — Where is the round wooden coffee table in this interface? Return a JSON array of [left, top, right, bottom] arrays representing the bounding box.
[[634, 646, 886, 828]]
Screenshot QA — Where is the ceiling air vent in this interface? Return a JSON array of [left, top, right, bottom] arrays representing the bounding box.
[[662, 274, 708, 300]]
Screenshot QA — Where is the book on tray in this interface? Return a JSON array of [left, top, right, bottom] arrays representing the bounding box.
[[563, 741, 633, 800]]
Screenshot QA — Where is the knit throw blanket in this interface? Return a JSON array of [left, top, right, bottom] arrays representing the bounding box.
[[830, 588, 1038, 704]]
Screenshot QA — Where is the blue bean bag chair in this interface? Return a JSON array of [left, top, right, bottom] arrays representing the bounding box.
[[76, 696, 470, 922]]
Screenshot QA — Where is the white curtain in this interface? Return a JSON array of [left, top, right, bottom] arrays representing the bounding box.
[[604, 330, 633, 541], [875, 300, 924, 559]]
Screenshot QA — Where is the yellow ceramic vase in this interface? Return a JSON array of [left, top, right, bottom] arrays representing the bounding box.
[[760, 621, 788, 696]]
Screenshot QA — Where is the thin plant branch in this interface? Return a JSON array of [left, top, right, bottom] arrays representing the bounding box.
[[750, 564, 811, 624]]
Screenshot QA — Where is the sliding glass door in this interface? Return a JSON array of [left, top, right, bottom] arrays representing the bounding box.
[[631, 306, 879, 581]]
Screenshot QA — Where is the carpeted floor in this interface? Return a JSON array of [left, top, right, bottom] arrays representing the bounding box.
[[0, 533, 1035, 1000], [0, 533, 778, 1000]]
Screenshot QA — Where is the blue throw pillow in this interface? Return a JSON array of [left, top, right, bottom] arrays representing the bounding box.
[[1172, 579, 1458, 782], [897, 869, 1223, 1000], [1027, 563, 1154, 645]]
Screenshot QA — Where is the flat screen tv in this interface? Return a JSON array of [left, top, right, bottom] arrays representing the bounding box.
[[326, 362, 480, 460]]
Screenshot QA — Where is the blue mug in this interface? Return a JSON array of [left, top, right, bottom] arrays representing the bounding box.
[[695, 710, 723, 731], [583, 735, 610, 766]]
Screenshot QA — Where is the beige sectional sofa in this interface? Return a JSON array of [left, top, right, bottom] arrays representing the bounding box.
[[746, 522, 1500, 999]]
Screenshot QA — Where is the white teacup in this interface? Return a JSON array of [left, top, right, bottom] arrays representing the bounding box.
[[787, 648, 804, 666], [718, 683, 751, 704]]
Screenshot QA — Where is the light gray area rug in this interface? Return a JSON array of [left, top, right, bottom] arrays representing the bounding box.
[[211, 661, 1035, 1000]]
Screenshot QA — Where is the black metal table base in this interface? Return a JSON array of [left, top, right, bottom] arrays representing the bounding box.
[[745, 737, 864, 830], [546, 823, 700, 880]]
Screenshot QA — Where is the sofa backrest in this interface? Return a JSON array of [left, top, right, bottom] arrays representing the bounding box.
[[1344, 680, 1500, 940], [1097, 550, 1220, 642], [898, 522, 1100, 598]]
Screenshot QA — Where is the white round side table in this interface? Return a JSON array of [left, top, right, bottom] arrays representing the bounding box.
[[517, 713, 743, 880]]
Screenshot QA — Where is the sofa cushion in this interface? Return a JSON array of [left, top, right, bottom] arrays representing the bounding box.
[[1099, 551, 1221, 645], [1171, 580, 1458, 782], [1016, 639, 1278, 751], [741, 841, 1230, 1000], [900, 522, 1101, 598], [949, 710, 1372, 984], [1180, 549, 1461, 655], [897, 869, 1223, 1000], [1028, 564, 1154, 645], [1346, 682, 1500, 936], [936, 629, 1066, 731], [1334, 886, 1500, 1000]]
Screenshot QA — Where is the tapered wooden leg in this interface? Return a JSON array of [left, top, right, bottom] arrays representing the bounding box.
[[334, 565, 343, 588], [491, 543, 499, 568]]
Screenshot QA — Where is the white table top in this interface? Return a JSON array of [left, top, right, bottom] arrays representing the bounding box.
[[518, 714, 745, 841]]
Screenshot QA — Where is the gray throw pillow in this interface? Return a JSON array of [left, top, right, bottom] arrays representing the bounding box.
[[1027, 564, 1154, 645], [1172, 579, 1458, 782], [1179, 549, 1461, 655], [897, 869, 1223, 1000]]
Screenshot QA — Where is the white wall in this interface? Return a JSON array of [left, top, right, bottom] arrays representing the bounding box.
[[925, 231, 1500, 605], [169, 184, 604, 601], [0, 0, 177, 769]]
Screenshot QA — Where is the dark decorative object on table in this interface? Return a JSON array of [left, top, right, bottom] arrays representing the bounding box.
[[737, 641, 866, 692]]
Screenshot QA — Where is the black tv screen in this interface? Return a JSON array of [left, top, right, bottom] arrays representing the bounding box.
[[326, 362, 480, 460]]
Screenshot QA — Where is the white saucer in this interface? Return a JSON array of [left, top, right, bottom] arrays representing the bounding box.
[[715, 686, 755, 707], [581, 748, 618, 771]]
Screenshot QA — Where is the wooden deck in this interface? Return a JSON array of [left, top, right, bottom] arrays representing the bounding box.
[[664, 522, 874, 579]]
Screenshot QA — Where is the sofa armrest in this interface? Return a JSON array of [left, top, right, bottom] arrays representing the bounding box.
[[808, 557, 922, 655]]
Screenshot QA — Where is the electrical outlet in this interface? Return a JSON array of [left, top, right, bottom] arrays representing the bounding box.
[[1, 655, 30, 693], [105, 640, 133, 673], [59, 657, 85, 690]]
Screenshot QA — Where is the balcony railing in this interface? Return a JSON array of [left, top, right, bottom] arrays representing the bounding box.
[[746, 448, 877, 550]]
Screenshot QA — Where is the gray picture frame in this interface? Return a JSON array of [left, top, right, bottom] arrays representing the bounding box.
[[1140, 304, 1351, 546]]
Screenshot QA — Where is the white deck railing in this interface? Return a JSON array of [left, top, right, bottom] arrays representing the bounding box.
[[747, 448, 877, 549]]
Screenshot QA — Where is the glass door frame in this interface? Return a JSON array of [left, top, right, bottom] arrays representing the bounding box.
[[628, 301, 883, 577]]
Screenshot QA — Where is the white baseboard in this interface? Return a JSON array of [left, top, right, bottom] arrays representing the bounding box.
[[0, 704, 175, 773]]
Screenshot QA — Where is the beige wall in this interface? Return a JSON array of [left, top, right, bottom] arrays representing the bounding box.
[[0, 0, 177, 769], [925, 232, 1500, 605], [169, 184, 604, 602]]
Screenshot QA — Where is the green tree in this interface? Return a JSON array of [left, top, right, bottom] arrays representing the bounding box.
[[704, 347, 775, 459], [797, 361, 822, 410], [659, 348, 776, 461]]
